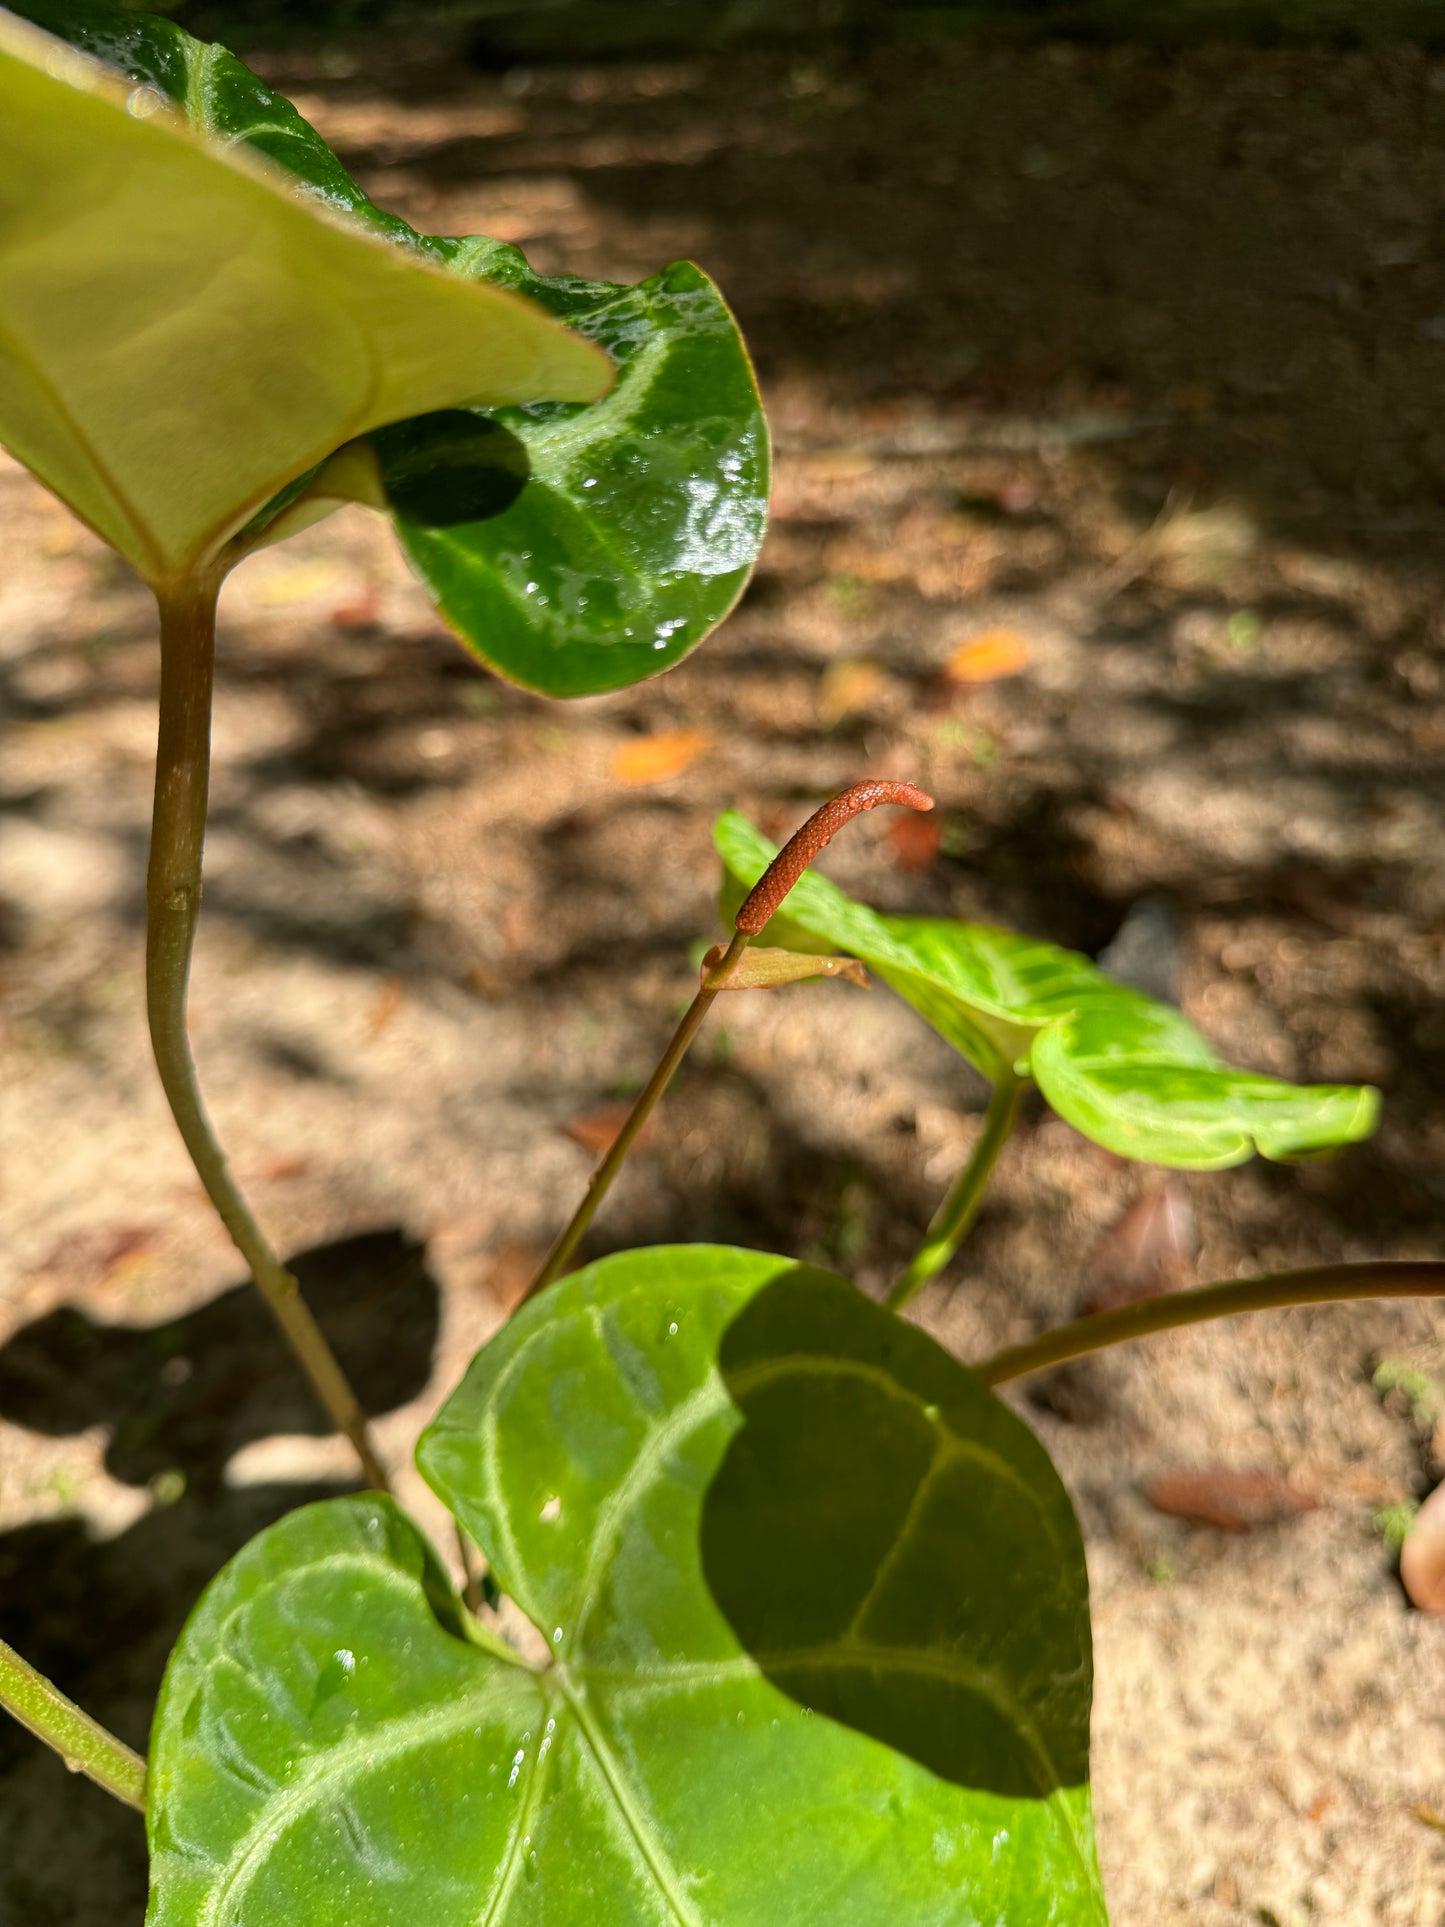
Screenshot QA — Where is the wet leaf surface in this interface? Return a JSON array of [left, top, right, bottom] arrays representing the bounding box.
[[144, 1246, 1111, 1925]]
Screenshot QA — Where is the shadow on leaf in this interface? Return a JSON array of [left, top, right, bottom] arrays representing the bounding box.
[[701, 1270, 1091, 1800]]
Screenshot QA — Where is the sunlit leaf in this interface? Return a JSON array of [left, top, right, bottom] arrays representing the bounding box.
[[715, 810, 1380, 1169], [20, 0, 769, 695], [148, 1246, 1109, 1924], [0, 9, 607, 584]]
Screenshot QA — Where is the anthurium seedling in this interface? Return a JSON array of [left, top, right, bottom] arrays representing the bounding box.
[[0, 0, 766, 1483], [1, 770, 1440, 1924], [146, 1247, 1110, 1927], [715, 809, 1380, 1300]]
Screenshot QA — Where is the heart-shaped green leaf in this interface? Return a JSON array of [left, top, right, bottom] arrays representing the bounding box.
[[148, 1245, 1107, 1923], [18, 0, 769, 694], [0, 8, 607, 586], [715, 811, 1379, 1168]]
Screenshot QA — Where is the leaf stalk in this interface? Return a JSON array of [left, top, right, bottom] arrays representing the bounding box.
[[887, 1068, 1025, 1309], [525, 781, 936, 1305], [525, 929, 753, 1301], [148, 578, 388, 1490], [974, 1261, 1445, 1385], [0, 1635, 146, 1813]]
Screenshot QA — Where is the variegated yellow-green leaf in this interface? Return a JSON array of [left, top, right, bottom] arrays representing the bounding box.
[[0, 8, 608, 585], [715, 811, 1379, 1169]]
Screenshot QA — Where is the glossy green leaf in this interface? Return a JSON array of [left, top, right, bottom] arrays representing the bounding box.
[[148, 1245, 1108, 1923], [375, 245, 769, 696], [716, 811, 1379, 1168], [421, 1246, 1105, 1923], [145, 1494, 551, 1926], [20, 0, 769, 693], [0, 8, 608, 585]]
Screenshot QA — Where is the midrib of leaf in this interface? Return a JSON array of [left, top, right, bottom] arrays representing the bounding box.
[[521, 322, 670, 474], [558, 1672, 707, 1927], [410, 319, 677, 619], [180, 36, 218, 135], [562, 1374, 728, 1655], [0, 307, 162, 577]]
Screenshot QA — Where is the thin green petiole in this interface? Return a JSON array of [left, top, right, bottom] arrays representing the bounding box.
[[148, 577, 387, 1491], [973, 1260, 1445, 1386], [525, 930, 753, 1302], [0, 1635, 146, 1812], [887, 1068, 1024, 1310]]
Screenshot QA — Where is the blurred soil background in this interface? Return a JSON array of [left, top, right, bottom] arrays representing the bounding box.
[[5, 3, 1445, 1920]]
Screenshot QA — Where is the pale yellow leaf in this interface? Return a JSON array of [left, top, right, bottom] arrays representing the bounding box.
[[0, 15, 609, 583]]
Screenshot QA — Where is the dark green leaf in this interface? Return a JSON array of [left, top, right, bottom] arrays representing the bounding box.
[[715, 810, 1379, 1168], [148, 1246, 1107, 1922], [21, 0, 768, 694], [379, 246, 768, 696]]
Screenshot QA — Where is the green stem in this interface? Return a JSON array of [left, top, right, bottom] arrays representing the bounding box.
[[525, 930, 751, 1302], [0, 1635, 146, 1812], [887, 1069, 1024, 1310], [974, 1260, 1445, 1386], [147, 578, 388, 1491]]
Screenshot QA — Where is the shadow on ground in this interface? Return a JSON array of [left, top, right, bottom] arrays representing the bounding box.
[[0, 1231, 440, 1926]]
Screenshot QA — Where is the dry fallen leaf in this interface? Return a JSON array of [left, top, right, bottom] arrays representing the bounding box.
[[366, 975, 407, 1039], [562, 1102, 659, 1158], [945, 628, 1030, 683], [1084, 1180, 1197, 1313], [330, 589, 382, 630], [483, 1242, 546, 1313], [25, 1222, 157, 1292], [253, 1154, 313, 1183], [819, 658, 884, 726], [888, 810, 943, 873], [610, 729, 711, 786], [1144, 1469, 1319, 1534], [1401, 1480, 1445, 1613]]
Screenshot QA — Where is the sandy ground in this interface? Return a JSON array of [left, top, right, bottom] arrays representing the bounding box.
[[3, 30, 1445, 1925]]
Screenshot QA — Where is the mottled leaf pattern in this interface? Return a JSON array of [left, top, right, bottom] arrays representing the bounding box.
[[147, 1246, 1108, 1925], [715, 811, 1379, 1168]]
